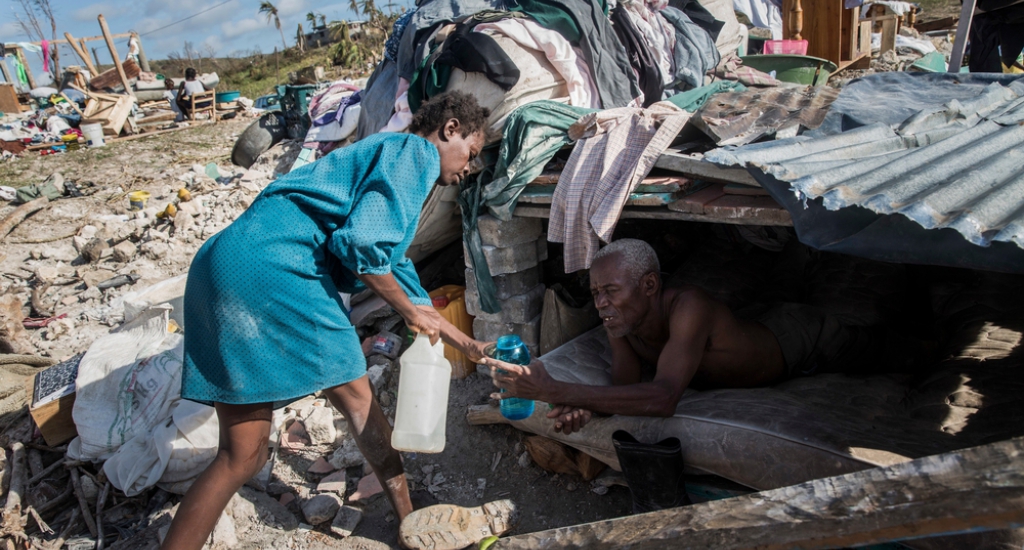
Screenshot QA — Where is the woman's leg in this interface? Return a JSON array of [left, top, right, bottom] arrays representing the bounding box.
[[161, 402, 272, 550], [324, 375, 412, 520]]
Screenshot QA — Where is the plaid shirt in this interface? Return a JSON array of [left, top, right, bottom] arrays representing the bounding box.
[[549, 102, 691, 272]]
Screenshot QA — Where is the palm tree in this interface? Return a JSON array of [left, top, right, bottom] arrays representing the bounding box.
[[348, 0, 360, 17], [296, 23, 305, 52], [360, 0, 377, 18], [258, 1, 288, 51], [319, 14, 327, 28]]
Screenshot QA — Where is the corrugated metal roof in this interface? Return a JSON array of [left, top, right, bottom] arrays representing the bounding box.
[[705, 79, 1024, 250]]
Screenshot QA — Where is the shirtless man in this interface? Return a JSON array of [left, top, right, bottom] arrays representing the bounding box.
[[484, 238, 878, 434]]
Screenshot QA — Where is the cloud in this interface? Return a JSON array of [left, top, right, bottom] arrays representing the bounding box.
[[72, 4, 116, 23], [278, 0, 309, 17], [0, 21, 24, 42], [222, 18, 263, 38], [201, 34, 224, 54]]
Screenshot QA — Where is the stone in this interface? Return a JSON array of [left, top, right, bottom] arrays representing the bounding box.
[[465, 242, 541, 276], [316, 471, 347, 495], [80, 475, 98, 500], [208, 511, 237, 549], [173, 211, 195, 234], [301, 493, 343, 525], [279, 492, 295, 506], [477, 215, 542, 248], [111, 241, 137, 263], [141, 241, 170, 260], [227, 493, 257, 522], [350, 472, 383, 501], [330, 506, 363, 538], [307, 457, 335, 475], [80, 238, 109, 263], [472, 315, 541, 348], [81, 269, 116, 289], [466, 284, 545, 324], [80, 286, 102, 301], [239, 486, 300, 531], [78, 225, 99, 240], [328, 438, 364, 470], [465, 266, 542, 302], [303, 405, 337, 446], [61, 295, 79, 306], [34, 266, 59, 283], [367, 365, 388, 393]]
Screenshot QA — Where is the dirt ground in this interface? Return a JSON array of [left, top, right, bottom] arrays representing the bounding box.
[[0, 120, 637, 549]]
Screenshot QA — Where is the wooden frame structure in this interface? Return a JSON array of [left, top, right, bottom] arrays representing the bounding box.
[[492, 437, 1024, 549], [188, 88, 217, 123], [782, 0, 871, 71]]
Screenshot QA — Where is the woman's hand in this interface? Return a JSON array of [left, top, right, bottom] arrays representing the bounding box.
[[465, 339, 495, 363], [404, 305, 443, 345]]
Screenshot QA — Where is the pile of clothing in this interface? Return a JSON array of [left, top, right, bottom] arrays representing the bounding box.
[[358, 0, 746, 139], [302, 81, 363, 156]]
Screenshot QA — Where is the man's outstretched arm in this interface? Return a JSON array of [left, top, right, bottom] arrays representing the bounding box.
[[485, 295, 713, 418]]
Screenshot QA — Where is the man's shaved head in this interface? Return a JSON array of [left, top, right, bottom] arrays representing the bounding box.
[[593, 239, 660, 286]]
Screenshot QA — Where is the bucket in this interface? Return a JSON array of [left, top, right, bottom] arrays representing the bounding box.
[[128, 191, 150, 211], [81, 122, 105, 148], [738, 54, 838, 86]]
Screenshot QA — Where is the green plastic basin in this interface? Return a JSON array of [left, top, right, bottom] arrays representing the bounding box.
[[215, 90, 241, 103], [739, 54, 839, 86]]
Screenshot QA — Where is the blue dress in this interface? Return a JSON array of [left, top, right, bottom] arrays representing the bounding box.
[[181, 133, 438, 405]]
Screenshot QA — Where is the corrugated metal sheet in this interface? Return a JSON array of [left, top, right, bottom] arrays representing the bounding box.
[[706, 79, 1024, 250]]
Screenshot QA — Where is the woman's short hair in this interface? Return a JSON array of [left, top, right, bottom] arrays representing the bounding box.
[[409, 91, 490, 138]]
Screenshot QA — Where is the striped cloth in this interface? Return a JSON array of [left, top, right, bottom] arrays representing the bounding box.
[[549, 102, 691, 273]]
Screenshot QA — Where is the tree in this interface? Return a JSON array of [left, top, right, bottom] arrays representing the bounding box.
[[296, 23, 306, 53], [306, 11, 318, 28], [13, 0, 60, 79], [348, 0, 360, 18], [319, 14, 327, 28], [258, 1, 288, 51]]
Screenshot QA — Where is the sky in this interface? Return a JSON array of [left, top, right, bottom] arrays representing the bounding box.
[[1, 0, 415, 85]]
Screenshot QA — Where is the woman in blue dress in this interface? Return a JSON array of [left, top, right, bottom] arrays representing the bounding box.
[[163, 92, 491, 549]]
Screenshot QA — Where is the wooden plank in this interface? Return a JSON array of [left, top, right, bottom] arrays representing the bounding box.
[[493, 437, 1024, 550], [513, 204, 792, 227], [915, 15, 958, 32], [654, 150, 759, 186], [702, 195, 793, 226], [13, 46, 37, 90], [0, 84, 19, 114], [98, 14, 134, 98], [668, 183, 727, 214], [64, 32, 98, 75], [948, 0, 976, 72]]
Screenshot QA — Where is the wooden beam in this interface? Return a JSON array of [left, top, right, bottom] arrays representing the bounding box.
[[64, 32, 98, 75], [493, 437, 1024, 550], [654, 149, 760, 187], [97, 14, 133, 97], [1, 33, 132, 47], [13, 46, 37, 90], [0, 57, 12, 85], [132, 33, 151, 73]]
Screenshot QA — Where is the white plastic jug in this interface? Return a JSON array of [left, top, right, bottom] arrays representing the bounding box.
[[391, 334, 452, 453]]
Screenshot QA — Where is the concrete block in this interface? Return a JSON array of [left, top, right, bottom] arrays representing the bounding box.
[[478, 214, 542, 248], [472, 315, 541, 347], [465, 242, 539, 276], [537, 234, 548, 262], [466, 284, 544, 324], [465, 266, 542, 301]]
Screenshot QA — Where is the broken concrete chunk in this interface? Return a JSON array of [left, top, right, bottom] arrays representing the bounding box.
[[81, 269, 116, 289], [465, 266, 542, 301], [141, 241, 170, 260], [111, 240, 137, 263], [316, 471, 347, 495], [80, 238, 110, 263], [307, 457, 335, 475], [227, 492, 257, 522], [208, 510, 237, 549], [466, 284, 545, 324], [304, 406, 337, 446], [239, 486, 299, 531], [301, 493, 343, 525], [328, 438, 364, 470], [367, 365, 388, 393], [472, 315, 541, 348], [34, 265, 59, 283], [330, 505, 363, 538], [465, 242, 542, 276]]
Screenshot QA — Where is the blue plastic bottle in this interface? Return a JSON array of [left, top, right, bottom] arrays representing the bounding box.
[[494, 334, 535, 421]]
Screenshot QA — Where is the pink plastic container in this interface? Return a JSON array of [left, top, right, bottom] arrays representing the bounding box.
[[763, 40, 808, 55]]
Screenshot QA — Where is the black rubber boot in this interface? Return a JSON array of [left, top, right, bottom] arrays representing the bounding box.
[[612, 430, 691, 513]]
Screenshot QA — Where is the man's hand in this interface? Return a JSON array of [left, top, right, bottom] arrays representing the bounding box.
[[484, 358, 555, 402], [547, 405, 592, 434], [404, 305, 443, 345]]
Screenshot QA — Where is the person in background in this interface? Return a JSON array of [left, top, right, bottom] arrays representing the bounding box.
[[163, 78, 184, 122], [175, 67, 207, 118], [160, 92, 492, 550]]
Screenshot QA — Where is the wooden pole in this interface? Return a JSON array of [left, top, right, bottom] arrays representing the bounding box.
[[133, 33, 151, 72], [91, 47, 102, 72], [97, 14, 134, 97], [948, 0, 976, 72], [14, 47, 37, 90], [0, 57, 12, 85], [64, 32, 98, 75], [494, 437, 1024, 550]]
